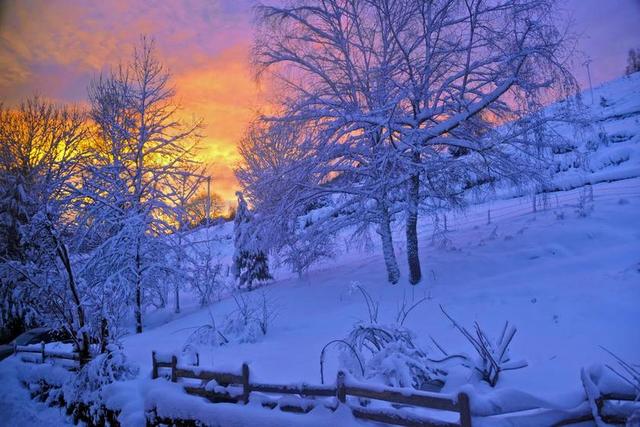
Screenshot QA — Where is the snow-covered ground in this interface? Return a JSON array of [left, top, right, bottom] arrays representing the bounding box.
[[1, 74, 638, 426], [121, 177, 640, 390]]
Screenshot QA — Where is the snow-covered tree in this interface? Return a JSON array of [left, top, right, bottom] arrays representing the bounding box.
[[189, 235, 226, 307], [626, 48, 640, 75], [232, 191, 272, 290], [0, 97, 90, 358], [252, 0, 578, 284], [80, 37, 201, 333], [236, 119, 337, 278], [165, 163, 207, 313], [0, 173, 37, 337]]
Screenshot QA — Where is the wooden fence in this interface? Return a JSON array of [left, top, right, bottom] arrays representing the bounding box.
[[151, 351, 471, 427], [149, 352, 640, 427], [14, 343, 81, 369], [11, 349, 637, 426]]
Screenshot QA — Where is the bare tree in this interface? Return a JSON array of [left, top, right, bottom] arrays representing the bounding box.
[[253, 0, 577, 284], [165, 162, 207, 313], [187, 191, 226, 226], [0, 97, 90, 358], [82, 37, 201, 333]]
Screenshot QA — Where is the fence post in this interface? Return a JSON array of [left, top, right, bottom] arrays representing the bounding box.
[[41, 342, 46, 363], [444, 214, 448, 231], [458, 392, 472, 427], [195, 352, 200, 367], [170, 355, 177, 383], [336, 371, 346, 404], [13, 342, 17, 356], [151, 351, 158, 379], [487, 209, 491, 225], [242, 363, 250, 404]]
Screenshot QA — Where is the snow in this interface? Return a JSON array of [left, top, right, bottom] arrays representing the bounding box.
[[0, 359, 71, 426], [90, 175, 637, 424], [117, 175, 638, 393], [146, 379, 361, 426], [1, 73, 639, 425]]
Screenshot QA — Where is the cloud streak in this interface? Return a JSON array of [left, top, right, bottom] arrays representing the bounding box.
[[0, 0, 259, 200], [1, 0, 639, 200]]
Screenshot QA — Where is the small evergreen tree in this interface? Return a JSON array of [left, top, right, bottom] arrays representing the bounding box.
[[232, 191, 271, 290], [626, 48, 640, 75]]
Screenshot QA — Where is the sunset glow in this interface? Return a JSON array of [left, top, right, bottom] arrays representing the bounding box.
[[0, 1, 639, 423], [1, 0, 639, 201]]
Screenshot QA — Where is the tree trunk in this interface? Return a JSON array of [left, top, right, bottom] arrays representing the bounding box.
[[50, 226, 90, 362], [135, 242, 143, 334], [406, 170, 422, 285], [378, 202, 400, 284], [175, 236, 181, 314], [99, 317, 108, 354], [174, 283, 180, 314]]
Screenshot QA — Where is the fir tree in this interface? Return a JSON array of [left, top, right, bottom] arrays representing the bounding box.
[[232, 191, 271, 290]]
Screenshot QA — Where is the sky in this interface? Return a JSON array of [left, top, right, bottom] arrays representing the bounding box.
[[1, 0, 639, 201]]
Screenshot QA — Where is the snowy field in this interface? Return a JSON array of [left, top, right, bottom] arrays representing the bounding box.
[[1, 74, 639, 426], [122, 177, 640, 391]]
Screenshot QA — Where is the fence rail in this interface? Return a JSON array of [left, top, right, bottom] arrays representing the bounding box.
[[430, 180, 640, 235], [150, 351, 471, 427], [14, 343, 80, 368]]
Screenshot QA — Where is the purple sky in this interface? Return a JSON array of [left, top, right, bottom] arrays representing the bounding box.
[[564, 0, 640, 88], [0, 0, 638, 198]]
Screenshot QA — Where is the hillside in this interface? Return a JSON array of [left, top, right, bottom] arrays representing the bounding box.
[[1, 74, 639, 426], [120, 73, 640, 423]]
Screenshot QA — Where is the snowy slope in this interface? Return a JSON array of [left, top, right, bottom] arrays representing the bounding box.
[[1, 74, 639, 426], [549, 71, 640, 189], [121, 178, 640, 388]]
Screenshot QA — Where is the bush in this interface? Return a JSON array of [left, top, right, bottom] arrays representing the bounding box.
[[63, 345, 138, 423], [186, 292, 277, 348], [339, 323, 446, 389], [439, 306, 527, 387], [325, 285, 445, 389]]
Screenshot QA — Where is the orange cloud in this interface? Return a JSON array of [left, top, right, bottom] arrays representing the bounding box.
[[0, 0, 261, 202], [174, 43, 266, 201]]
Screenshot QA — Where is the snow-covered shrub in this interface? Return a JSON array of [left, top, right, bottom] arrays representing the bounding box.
[[16, 362, 73, 405], [220, 304, 263, 345], [328, 286, 445, 389], [440, 306, 527, 387], [256, 291, 278, 335], [601, 347, 640, 399], [576, 185, 594, 217], [222, 293, 277, 343], [188, 238, 228, 306], [186, 292, 277, 348], [63, 345, 139, 423], [186, 310, 229, 347], [340, 323, 446, 390]]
